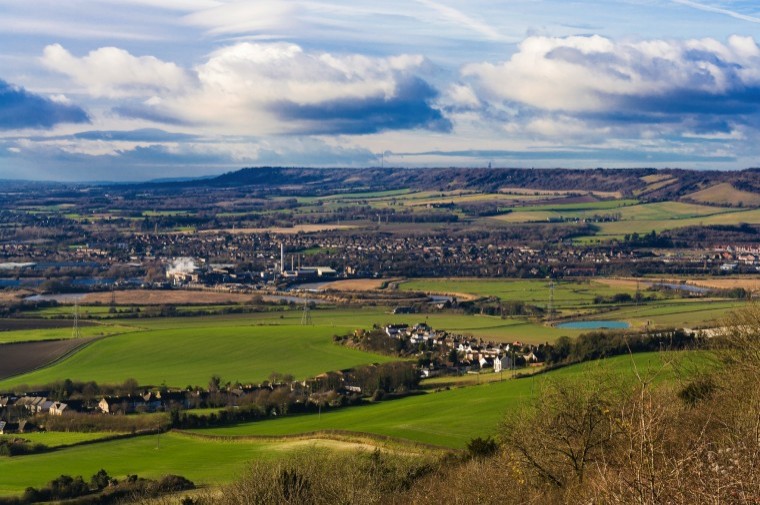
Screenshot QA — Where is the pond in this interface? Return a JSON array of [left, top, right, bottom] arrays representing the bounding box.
[[555, 320, 630, 330]]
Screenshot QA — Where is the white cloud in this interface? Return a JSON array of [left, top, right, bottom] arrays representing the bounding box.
[[161, 42, 431, 134], [41, 44, 192, 98], [462, 35, 760, 113]]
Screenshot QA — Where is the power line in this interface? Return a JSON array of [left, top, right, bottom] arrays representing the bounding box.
[[301, 302, 312, 325]]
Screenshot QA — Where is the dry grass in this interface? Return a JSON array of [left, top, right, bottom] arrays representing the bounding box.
[[0, 289, 32, 303], [685, 182, 760, 207], [81, 290, 254, 305], [686, 277, 760, 293], [641, 174, 673, 184], [318, 279, 397, 291]]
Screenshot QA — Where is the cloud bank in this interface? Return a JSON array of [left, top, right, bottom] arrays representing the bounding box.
[[462, 34, 760, 133], [0, 79, 89, 130]]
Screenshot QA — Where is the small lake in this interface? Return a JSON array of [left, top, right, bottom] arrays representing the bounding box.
[[555, 320, 630, 330], [651, 282, 710, 294]]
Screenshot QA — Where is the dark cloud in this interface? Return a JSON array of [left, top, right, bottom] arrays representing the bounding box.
[[0, 79, 89, 130], [74, 128, 196, 142], [271, 76, 451, 134]]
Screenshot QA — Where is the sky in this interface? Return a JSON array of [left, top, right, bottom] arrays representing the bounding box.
[[1, 0, 760, 181]]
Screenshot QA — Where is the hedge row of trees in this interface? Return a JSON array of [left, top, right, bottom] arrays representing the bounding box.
[[545, 329, 705, 364], [0, 470, 194, 505]]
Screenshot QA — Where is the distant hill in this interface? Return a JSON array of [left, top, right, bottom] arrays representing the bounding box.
[[190, 166, 760, 207]]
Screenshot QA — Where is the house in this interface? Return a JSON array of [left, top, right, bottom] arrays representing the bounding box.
[[49, 402, 68, 416], [0, 421, 6, 434], [98, 397, 117, 414], [384, 324, 409, 338], [494, 355, 514, 373], [392, 306, 416, 314]]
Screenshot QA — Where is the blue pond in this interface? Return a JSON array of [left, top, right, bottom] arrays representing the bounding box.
[[555, 320, 630, 330]]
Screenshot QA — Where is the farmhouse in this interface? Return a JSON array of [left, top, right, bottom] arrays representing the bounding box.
[[494, 355, 514, 373]]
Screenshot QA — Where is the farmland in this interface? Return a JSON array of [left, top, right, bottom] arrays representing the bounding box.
[[0, 324, 394, 390], [1, 284, 743, 388], [0, 338, 96, 380], [189, 351, 701, 448], [0, 351, 702, 496]]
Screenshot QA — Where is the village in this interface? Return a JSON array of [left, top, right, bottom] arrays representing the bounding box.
[[0, 319, 555, 437]]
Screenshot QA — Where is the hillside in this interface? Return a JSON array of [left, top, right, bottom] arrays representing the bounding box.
[[184, 167, 760, 205]]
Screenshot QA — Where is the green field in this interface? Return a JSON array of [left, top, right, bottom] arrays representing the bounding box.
[[487, 199, 760, 241], [0, 432, 279, 495], [191, 352, 698, 448], [399, 278, 638, 308], [0, 351, 703, 496], [0, 323, 136, 344], [0, 324, 394, 390]]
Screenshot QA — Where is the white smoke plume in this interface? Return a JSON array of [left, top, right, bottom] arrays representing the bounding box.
[[166, 257, 197, 276]]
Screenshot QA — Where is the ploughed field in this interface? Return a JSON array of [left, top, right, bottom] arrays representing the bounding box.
[[0, 338, 96, 380]]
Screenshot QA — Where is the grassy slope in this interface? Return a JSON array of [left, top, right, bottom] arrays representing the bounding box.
[[0, 433, 276, 495], [0, 352, 703, 496], [685, 182, 760, 207], [192, 352, 698, 448], [0, 325, 394, 389], [0, 323, 135, 344]]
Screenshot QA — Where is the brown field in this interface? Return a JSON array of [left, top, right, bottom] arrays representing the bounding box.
[[82, 290, 254, 305], [685, 277, 760, 292], [684, 182, 760, 207], [199, 224, 357, 235], [635, 177, 677, 195], [641, 174, 673, 184], [318, 278, 398, 291], [0, 290, 32, 304], [0, 338, 93, 380]]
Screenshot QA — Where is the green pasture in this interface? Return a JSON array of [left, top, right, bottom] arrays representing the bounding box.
[[491, 200, 716, 224], [591, 208, 760, 238], [0, 325, 394, 390], [114, 308, 578, 343], [521, 199, 639, 212], [0, 323, 136, 344], [596, 299, 744, 329], [0, 351, 707, 496], [193, 352, 699, 448], [0, 432, 278, 495], [399, 278, 638, 308]]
